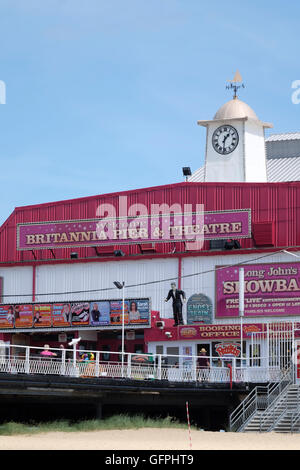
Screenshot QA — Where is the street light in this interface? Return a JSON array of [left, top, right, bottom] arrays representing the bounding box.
[[182, 167, 192, 182], [282, 250, 300, 258], [113, 280, 125, 377]]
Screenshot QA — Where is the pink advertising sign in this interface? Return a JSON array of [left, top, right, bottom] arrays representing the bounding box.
[[216, 262, 300, 318], [17, 209, 251, 250]]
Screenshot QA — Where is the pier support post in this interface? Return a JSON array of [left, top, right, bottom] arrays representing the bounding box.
[[96, 403, 102, 420]]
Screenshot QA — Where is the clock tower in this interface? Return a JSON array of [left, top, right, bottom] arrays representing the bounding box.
[[198, 72, 273, 182]]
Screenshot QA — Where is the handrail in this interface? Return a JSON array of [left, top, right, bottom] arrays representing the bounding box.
[[258, 366, 293, 432], [229, 365, 292, 432], [229, 386, 261, 431], [291, 405, 300, 433], [260, 380, 300, 433]]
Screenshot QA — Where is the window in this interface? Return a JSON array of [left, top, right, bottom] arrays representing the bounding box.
[[166, 347, 179, 366], [134, 344, 144, 354], [250, 344, 261, 367]]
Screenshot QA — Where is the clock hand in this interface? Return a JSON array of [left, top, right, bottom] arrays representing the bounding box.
[[222, 133, 230, 144], [222, 133, 230, 152]]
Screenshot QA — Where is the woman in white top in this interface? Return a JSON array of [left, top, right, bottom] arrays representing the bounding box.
[[129, 301, 140, 322]]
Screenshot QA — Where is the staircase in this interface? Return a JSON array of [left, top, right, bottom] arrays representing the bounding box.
[[229, 367, 300, 433], [243, 384, 300, 432]]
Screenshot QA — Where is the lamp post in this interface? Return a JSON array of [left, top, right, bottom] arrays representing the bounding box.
[[113, 280, 125, 377], [68, 337, 81, 377], [239, 268, 244, 366]]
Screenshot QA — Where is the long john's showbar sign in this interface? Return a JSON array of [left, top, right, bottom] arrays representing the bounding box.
[[17, 207, 251, 251]]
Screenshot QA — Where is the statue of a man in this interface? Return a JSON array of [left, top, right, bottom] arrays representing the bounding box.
[[165, 282, 186, 326]]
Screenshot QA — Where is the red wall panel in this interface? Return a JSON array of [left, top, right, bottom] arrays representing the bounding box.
[[1, 181, 300, 264]]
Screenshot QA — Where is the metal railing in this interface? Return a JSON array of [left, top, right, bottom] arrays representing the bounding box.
[[291, 406, 300, 433], [0, 344, 285, 385], [258, 381, 300, 432], [229, 365, 293, 432]]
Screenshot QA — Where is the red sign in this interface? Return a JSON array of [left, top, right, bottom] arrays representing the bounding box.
[[178, 323, 265, 340], [215, 343, 241, 357]]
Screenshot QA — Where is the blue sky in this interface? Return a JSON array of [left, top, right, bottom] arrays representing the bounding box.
[[0, 0, 299, 225]]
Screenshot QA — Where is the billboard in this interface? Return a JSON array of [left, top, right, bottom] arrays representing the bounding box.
[[0, 305, 14, 328], [90, 301, 110, 326], [0, 298, 150, 330], [216, 262, 300, 318], [71, 302, 90, 326], [14, 304, 33, 328], [33, 304, 52, 328], [52, 303, 72, 327]]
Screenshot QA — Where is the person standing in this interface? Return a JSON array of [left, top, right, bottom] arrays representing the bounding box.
[[165, 282, 186, 326], [197, 348, 210, 382], [197, 348, 210, 369]]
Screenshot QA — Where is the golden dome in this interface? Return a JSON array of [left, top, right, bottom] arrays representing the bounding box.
[[213, 98, 259, 121]]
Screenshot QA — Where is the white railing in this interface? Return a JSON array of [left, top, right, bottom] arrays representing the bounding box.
[[229, 365, 292, 432], [0, 344, 285, 385]]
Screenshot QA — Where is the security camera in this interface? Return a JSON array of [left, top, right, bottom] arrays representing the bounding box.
[[156, 321, 165, 329], [165, 331, 172, 338], [68, 337, 81, 346]]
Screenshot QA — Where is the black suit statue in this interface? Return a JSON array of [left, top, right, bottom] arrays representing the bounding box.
[[165, 282, 186, 326]]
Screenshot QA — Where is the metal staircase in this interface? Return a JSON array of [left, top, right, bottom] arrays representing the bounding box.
[[243, 384, 300, 432], [229, 367, 300, 433]]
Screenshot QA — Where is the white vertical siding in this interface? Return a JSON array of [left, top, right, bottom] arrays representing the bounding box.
[[35, 258, 178, 318], [0, 266, 33, 304]]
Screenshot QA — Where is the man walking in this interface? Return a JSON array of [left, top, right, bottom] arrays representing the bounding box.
[[165, 282, 186, 326]]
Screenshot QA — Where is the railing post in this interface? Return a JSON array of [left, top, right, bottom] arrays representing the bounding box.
[[61, 349, 66, 376], [192, 356, 197, 382], [158, 355, 162, 380], [25, 346, 30, 374], [127, 353, 132, 379], [232, 357, 237, 382], [95, 352, 100, 377]]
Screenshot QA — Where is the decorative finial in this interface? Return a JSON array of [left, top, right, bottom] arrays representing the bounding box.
[[226, 70, 245, 99]]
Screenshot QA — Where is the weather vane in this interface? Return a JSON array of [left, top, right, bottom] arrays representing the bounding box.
[[226, 70, 245, 99]]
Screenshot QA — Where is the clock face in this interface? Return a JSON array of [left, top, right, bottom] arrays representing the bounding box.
[[212, 125, 239, 155]]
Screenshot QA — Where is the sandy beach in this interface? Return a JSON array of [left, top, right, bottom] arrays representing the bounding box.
[[0, 428, 300, 450]]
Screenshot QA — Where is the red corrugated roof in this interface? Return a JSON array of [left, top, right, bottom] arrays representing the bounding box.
[[1, 181, 300, 263]]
